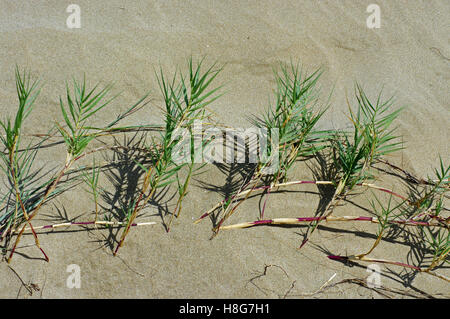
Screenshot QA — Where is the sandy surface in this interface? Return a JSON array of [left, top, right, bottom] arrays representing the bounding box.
[[0, 0, 449, 298]]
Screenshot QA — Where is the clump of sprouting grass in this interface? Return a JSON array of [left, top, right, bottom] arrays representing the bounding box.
[[55, 75, 147, 192], [410, 156, 449, 214], [218, 155, 448, 283], [419, 198, 449, 274], [113, 58, 223, 255], [57, 76, 117, 163], [209, 85, 405, 241], [0, 67, 49, 261], [333, 85, 403, 201], [298, 85, 403, 246], [199, 62, 329, 235], [0, 68, 69, 261], [328, 190, 449, 282], [411, 158, 449, 278], [324, 159, 449, 282], [257, 62, 328, 182], [2, 70, 148, 262]]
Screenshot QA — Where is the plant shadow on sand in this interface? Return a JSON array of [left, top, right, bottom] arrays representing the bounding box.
[[302, 168, 450, 294], [307, 151, 339, 213], [94, 131, 175, 252], [195, 149, 376, 230], [16, 131, 178, 255], [195, 162, 257, 228], [0, 154, 80, 261], [309, 240, 447, 298]]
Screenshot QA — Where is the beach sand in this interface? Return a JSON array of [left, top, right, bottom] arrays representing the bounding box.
[[0, 0, 449, 298]]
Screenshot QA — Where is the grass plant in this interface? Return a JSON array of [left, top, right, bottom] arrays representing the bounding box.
[[197, 62, 330, 236], [0, 67, 48, 261], [1, 68, 149, 262], [293, 85, 404, 247], [113, 58, 223, 255], [328, 175, 449, 282]]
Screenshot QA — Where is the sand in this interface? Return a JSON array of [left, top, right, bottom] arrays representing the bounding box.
[[0, 0, 449, 298]]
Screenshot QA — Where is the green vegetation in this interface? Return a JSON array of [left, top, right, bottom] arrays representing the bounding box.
[[0, 60, 447, 284]]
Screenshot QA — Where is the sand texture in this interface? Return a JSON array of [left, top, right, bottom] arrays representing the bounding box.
[[0, 0, 449, 298]]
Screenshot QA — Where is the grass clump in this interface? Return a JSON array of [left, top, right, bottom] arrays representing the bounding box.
[[257, 63, 328, 181], [198, 62, 329, 235], [0, 67, 48, 261], [298, 85, 404, 245], [113, 58, 223, 255], [329, 169, 449, 282], [0, 68, 149, 262], [331, 85, 403, 195]]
